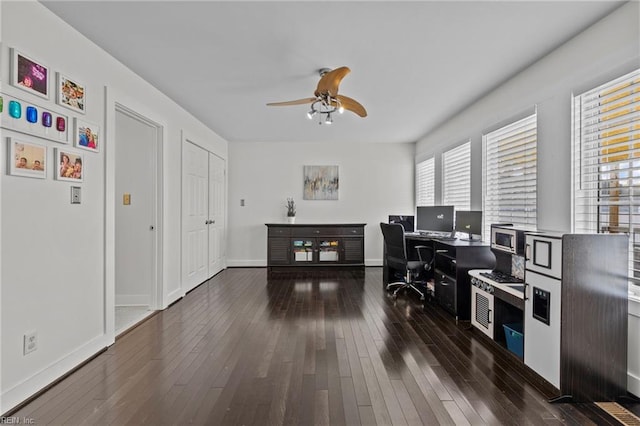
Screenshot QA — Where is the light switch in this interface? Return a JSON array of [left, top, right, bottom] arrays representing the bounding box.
[[123, 193, 131, 205], [71, 186, 81, 204], [240, 199, 245, 206]]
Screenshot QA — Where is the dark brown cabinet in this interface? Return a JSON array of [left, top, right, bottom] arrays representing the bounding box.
[[266, 224, 365, 271]]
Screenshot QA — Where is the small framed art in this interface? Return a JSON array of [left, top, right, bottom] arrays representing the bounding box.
[[74, 118, 99, 152], [10, 48, 49, 99], [7, 137, 47, 179], [57, 73, 86, 114], [55, 148, 83, 182]]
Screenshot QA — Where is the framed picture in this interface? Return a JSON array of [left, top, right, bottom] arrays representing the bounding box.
[[57, 73, 86, 113], [54, 148, 83, 182], [7, 137, 47, 179], [10, 48, 49, 99], [74, 118, 100, 152], [303, 165, 339, 200]]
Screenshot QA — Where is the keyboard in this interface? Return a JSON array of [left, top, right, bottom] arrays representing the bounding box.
[[435, 236, 457, 241]]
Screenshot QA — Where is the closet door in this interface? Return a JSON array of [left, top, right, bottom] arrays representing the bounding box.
[[182, 142, 209, 291], [208, 153, 225, 276]]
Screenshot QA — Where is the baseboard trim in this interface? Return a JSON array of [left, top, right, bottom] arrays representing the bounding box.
[[629, 372, 640, 398], [1, 334, 109, 415], [165, 287, 185, 308]]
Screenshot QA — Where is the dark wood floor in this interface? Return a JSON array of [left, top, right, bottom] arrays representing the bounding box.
[[9, 267, 639, 425]]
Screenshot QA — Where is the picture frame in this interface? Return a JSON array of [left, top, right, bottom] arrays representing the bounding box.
[[74, 118, 100, 152], [303, 165, 339, 200], [7, 137, 47, 179], [56, 73, 86, 114], [54, 148, 84, 182], [10, 48, 49, 99]]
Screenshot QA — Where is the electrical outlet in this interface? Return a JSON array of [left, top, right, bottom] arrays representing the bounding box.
[[23, 331, 37, 355]]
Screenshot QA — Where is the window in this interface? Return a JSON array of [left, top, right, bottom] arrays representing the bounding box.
[[442, 141, 470, 211], [573, 69, 640, 295], [416, 157, 435, 206], [482, 114, 537, 241]]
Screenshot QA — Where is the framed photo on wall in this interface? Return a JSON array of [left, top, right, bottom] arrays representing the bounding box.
[[54, 148, 83, 182], [10, 48, 49, 99], [57, 73, 86, 114], [74, 118, 100, 152], [7, 137, 47, 179]]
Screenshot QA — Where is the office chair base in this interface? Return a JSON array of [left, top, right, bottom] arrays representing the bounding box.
[[386, 281, 425, 301]]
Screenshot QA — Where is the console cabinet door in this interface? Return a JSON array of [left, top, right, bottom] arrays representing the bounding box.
[[342, 237, 364, 264], [268, 238, 290, 265]]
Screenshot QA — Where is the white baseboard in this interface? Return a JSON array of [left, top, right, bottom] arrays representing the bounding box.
[[227, 259, 383, 267], [1, 334, 109, 414], [165, 287, 184, 308], [226, 259, 266, 267], [115, 294, 150, 306], [629, 372, 640, 398]]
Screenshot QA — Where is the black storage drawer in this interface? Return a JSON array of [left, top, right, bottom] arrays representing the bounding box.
[[291, 227, 325, 236], [268, 227, 291, 237], [341, 227, 364, 236]]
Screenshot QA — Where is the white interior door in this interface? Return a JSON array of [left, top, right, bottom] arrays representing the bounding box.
[[182, 141, 209, 291], [115, 108, 158, 307], [208, 153, 225, 276]]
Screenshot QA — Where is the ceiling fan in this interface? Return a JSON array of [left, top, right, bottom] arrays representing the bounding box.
[[267, 66, 367, 124]]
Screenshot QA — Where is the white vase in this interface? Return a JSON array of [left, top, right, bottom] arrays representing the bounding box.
[[287, 216, 296, 224]]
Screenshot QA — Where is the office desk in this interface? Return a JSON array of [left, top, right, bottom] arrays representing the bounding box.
[[384, 234, 495, 320]]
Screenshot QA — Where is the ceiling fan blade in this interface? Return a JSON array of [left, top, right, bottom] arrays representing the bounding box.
[[315, 66, 350, 97], [266, 97, 317, 106], [336, 95, 367, 118]]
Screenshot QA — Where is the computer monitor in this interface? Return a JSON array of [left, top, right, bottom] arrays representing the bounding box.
[[388, 215, 415, 232], [455, 210, 483, 241], [416, 206, 454, 233]]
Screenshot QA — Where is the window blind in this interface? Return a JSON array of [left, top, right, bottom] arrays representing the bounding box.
[[482, 114, 537, 241], [442, 141, 471, 211], [573, 68, 640, 292], [416, 157, 435, 206]]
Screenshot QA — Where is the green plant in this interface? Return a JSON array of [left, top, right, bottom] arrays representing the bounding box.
[[286, 197, 296, 217]]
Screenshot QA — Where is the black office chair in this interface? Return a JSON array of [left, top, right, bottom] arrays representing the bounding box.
[[380, 222, 434, 301]]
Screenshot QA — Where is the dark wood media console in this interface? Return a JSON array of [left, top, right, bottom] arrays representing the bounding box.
[[266, 223, 365, 272]]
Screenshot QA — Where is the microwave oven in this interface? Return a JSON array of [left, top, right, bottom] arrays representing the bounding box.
[[490, 224, 527, 256]]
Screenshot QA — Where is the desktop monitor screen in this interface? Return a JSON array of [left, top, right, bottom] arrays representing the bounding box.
[[416, 206, 454, 233], [388, 215, 415, 232], [455, 210, 483, 240]]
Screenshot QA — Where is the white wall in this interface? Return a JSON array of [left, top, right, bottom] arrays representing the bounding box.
[[416, 2, 639, 232], [227, 141, 415, 266], [1, 1, 228, 413], [415, 2, 639, 396]]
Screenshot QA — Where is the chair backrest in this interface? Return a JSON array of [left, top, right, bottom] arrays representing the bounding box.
[[380, 222, 408, 270]]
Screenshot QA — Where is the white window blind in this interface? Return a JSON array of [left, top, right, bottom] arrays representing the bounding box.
[[482, 114, 537, 241], [416, 157, 435, 206], [573, 68, 640, 293], [442, 141, 470, 211]]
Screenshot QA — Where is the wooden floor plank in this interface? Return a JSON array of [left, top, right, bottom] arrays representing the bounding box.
[[7, 267, 635, 425]]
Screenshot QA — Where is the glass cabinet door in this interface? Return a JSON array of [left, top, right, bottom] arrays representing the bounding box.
[[318, 239, 340, 262], [292, 239, 314, 262]]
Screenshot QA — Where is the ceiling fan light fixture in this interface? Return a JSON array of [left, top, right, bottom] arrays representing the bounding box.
[[324, 113, 333, 125]]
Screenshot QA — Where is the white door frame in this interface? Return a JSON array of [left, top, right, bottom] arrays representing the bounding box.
[[104, 87, 165, 344]]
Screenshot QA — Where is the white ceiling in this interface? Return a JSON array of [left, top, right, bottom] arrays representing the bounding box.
[[41, 1, 625, 144]]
